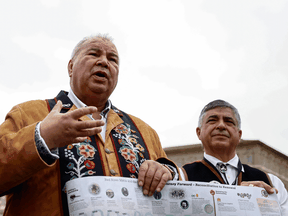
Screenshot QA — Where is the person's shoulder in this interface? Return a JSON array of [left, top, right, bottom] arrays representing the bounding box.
[[242, 163, 264, 172], [242, 163, 273, 185], [242, 164, 269, 175], [127, 113, 159, 132], [11, 99, 48, 115], [3, 99, 49, 123], [127, 113, 149, 125], [182, 160, 203, 169], [16, 99, 47, 110]]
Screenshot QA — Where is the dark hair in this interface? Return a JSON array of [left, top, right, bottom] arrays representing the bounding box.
[[198, 99, 241, 129]]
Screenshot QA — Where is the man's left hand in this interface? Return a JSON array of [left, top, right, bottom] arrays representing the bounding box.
[[138, 160, 172, 196], [241, 181, 278, 194]]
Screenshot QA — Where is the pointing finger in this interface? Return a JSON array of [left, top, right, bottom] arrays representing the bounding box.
[[69, 106, 98, 120], [75, 120, 105, 130]]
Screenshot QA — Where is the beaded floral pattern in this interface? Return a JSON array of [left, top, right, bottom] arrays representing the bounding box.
[[64, 137, 97, 179], [113, 123, 146, 175]]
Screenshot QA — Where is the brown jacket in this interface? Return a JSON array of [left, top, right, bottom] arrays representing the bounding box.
[[0, 98, 167, 215]]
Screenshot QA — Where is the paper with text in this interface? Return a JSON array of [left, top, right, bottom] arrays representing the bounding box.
[[66, 176, 281, 216]]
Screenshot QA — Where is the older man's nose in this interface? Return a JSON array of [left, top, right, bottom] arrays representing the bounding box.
[[96, 56, 108, 67]]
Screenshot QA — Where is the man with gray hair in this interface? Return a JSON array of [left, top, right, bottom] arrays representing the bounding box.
[[182, 99, 288, 214], [0, 34, 179, 215]]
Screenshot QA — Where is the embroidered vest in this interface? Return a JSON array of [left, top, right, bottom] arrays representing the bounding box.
[[46, 91, 151, 215], [182, 159, 272, 186]]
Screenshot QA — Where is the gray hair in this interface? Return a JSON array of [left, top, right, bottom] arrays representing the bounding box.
[[71, 34, 115, 60], [198, 99, 241, 129]]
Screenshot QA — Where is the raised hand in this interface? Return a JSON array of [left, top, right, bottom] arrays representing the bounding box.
[[40, 100, 104, 149]]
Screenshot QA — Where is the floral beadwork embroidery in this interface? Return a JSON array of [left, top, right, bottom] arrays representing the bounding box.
[[67, 144, 73, 150], [118, 139, 126, 145], [64, 138, 97, 179], [87, 170, 96, 175], [77, 144, 96, 158], [126, 163, 136, 173], [67, 162, 74, 170], [129, 137, 138, 144], [136, 144, 144, 152], [139, 152, 144, 158], [84, 160, 95, 169], [115, 124, 129, 134], [113, 123, 146, 175], [120, 147, 137, 162]]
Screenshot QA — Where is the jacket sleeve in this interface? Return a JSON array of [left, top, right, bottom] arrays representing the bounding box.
[[0, 101, 56, 196]]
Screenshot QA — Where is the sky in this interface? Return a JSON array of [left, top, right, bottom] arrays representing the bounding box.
[[1, 0, 288, 156]]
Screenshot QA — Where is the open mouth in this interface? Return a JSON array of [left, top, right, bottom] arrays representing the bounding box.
[[94, 71, 107, 78], [95, 72, 105, 77]]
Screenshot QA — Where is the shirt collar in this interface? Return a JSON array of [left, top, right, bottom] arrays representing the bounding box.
[[204, 152, 244, 172], [67, 88, 111, 118]]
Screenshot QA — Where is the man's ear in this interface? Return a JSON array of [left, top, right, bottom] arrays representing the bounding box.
[[196, 127, 201, 140], [68, 59, 73, 77], [238, 129, 242, 140]]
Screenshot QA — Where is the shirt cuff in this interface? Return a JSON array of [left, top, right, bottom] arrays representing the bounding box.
[[163, 164, 179, 181], [35, 122, 59, 165], [156, 157, 180, 180]]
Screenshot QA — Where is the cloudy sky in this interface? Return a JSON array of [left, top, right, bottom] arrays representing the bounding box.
[[1, 0, 288, 155]]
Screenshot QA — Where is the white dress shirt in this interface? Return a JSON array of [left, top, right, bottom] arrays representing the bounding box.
[[204, 153, 244, 185]]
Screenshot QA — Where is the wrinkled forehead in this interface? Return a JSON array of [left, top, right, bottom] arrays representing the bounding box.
[[204, 107, 237, 119]]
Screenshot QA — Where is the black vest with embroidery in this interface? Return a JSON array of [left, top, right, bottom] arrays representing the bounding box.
[[47, 91, 151, 215], [183, 160, 272, 186]]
